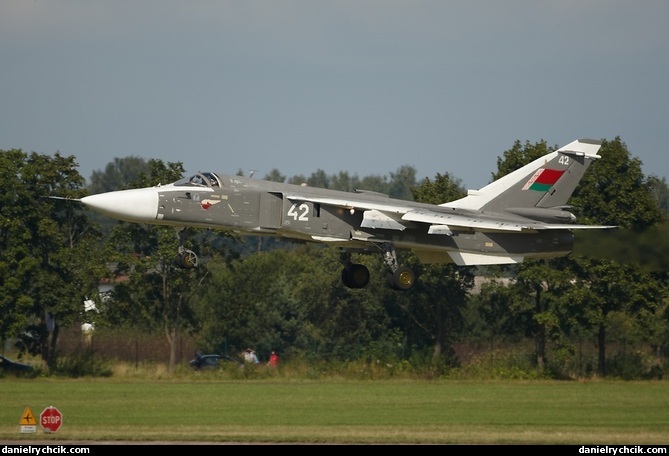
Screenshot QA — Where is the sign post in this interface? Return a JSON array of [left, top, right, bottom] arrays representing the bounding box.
[[40, 406, 62, 433], [19, 406, 37, 434]]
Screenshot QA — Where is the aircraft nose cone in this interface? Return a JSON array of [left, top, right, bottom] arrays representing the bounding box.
[[81, 187, 159, 223]]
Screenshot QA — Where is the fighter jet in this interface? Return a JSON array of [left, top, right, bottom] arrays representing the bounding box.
[[77, 138, 614, 291]]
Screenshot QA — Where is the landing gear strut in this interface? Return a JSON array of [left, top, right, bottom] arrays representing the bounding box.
[[381, 243, 415, 291], [338, 245, 416, 291], [175, 229, 198, 269]]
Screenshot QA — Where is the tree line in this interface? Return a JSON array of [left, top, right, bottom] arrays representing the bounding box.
[[1, 136, 668, 379]]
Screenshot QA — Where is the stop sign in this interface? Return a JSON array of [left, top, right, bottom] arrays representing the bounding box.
[[40, 406, 62, 433]]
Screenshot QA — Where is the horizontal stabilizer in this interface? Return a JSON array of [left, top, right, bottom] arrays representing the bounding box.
[[556, 138, 602, 158], [448, 252, 525, 266]]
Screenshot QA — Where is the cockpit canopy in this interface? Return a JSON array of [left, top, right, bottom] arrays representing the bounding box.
[[175, 172, 221, 188]]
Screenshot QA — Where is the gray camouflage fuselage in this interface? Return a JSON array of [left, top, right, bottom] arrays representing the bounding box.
[[156, 174, 575, 263]]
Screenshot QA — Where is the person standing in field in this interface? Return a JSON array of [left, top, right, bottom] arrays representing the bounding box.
[[243, 348, 259, 365], [268, 351, 279, 368]]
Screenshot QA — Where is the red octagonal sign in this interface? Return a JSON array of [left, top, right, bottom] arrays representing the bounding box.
[[40, 406, 62, 433]]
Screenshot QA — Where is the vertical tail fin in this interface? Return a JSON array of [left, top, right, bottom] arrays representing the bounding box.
[[445, 139, 602, 213]]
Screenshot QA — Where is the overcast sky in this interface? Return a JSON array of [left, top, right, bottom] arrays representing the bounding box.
[[2, 1, 668, 190]]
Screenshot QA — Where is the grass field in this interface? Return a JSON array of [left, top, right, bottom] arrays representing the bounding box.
[[1, 374, 668, 445]]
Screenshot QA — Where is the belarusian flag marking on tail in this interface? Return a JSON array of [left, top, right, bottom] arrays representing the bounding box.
[[522, 168, 565, 191]]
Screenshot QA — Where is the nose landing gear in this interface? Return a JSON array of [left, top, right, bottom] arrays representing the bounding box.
[[175, 228, 198, 269], [177, 246, 198, 269]]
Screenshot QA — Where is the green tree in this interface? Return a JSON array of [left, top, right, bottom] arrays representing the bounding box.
[[565, 137, 664, 376], [571, 137, 663, 228], [469, 277, 525, 366], [564, 257, 664, 377], [329, 171, 360, 192], [574, 221, 669, 273], [387, 165, 417, 200], [301, 249, 399, 361], [305, 169, 330, 188], [0, 149, 103, 369], [86, 156, 151, 236], [512, 259, 575, 372], [103, 159, 208, 373], [287, 174, 308, 185], [357, 174, 389, 194], [647, 176, 669, 214], [402, 171, 471, 368], [480, 137, 665, 377], [492, 139, 551, 181], [393, 260, 475, 370], [411, 172, 466, 204], [193, 245, 401, 362], [192, 248, 312, 359], [87, 156, 150, 194], [263, 168, 286, 183]]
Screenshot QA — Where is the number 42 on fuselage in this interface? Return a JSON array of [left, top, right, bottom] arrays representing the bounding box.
[[77, 139, 614, 291]]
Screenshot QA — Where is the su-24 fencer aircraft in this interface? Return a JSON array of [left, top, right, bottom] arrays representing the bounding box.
[[76, 138, 614, 291]]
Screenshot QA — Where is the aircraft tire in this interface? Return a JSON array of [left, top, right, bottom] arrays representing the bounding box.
[[387, 266, 415, 291], [341, 263, 370, 289], [177, 249, 199, 269]]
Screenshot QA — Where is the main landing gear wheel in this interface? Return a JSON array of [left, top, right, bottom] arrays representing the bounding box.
[[387, 266, 415, 291], [341, 263, 370, 289], [177, 246, 198, 269], [379, 242, 415, 290]]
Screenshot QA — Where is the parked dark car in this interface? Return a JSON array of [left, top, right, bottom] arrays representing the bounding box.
[[0, 355, 35, 374], [189, 354, 235, 370]]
